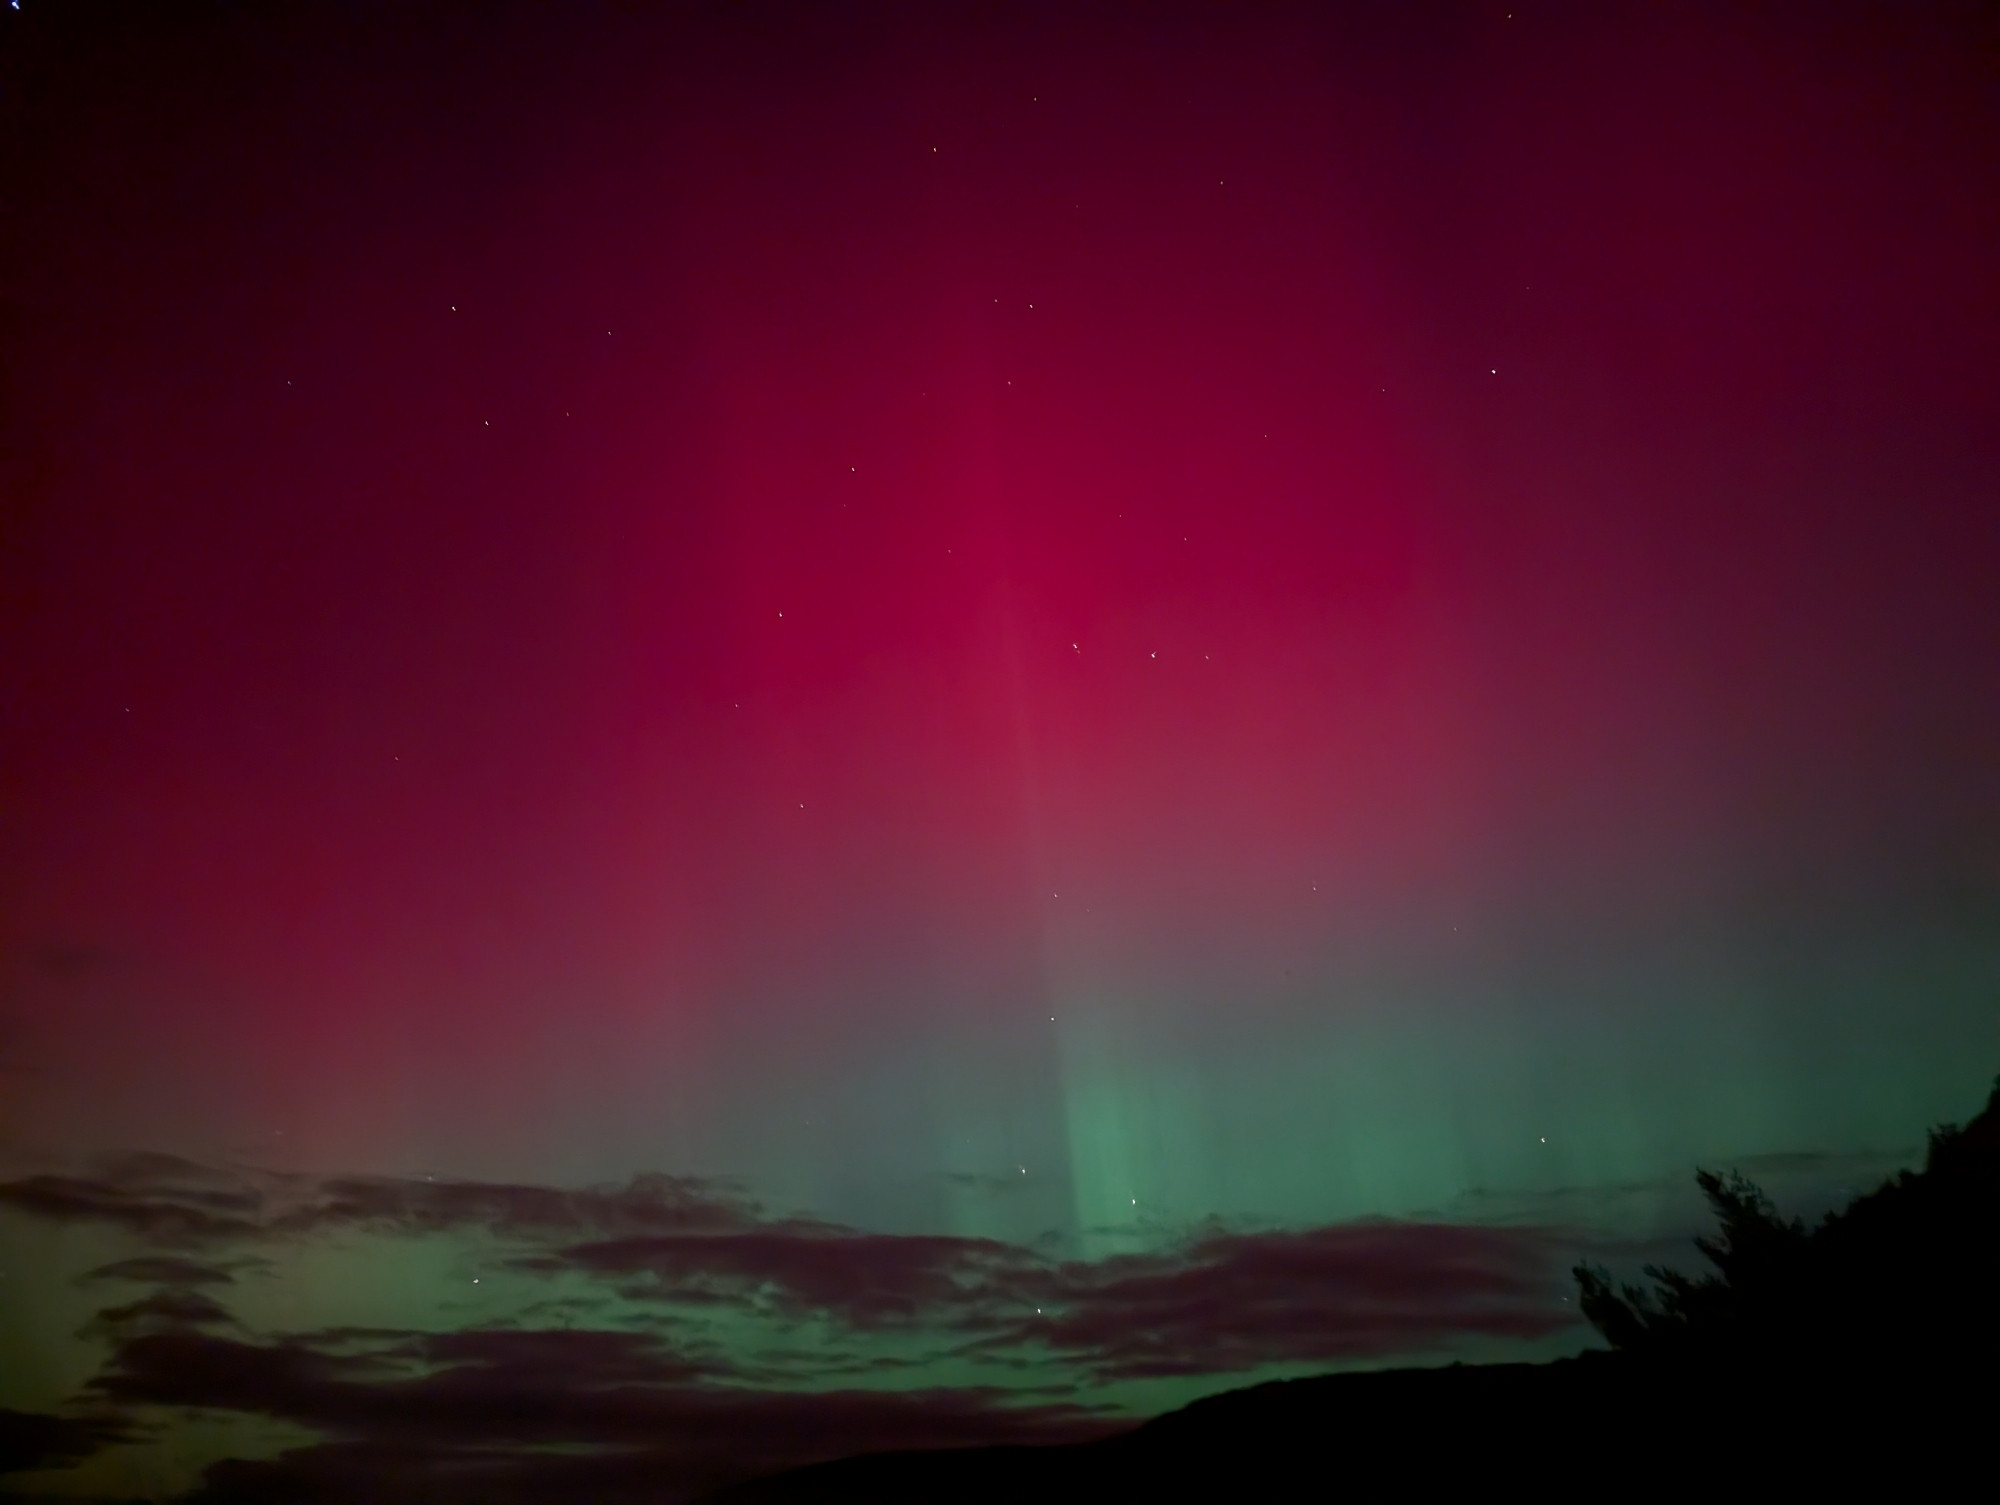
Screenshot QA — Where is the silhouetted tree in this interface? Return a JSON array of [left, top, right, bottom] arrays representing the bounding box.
[[1575, 1073, 2000, 1371], [1575, 1169, 1807, 1355]]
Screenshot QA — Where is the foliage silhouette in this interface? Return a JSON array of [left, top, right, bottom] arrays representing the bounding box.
[[1575, 1072, 2000, 1369], [708, 1074, 1998, 1501]]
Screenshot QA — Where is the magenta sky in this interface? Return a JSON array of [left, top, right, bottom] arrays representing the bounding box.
[[2, 5, 1997, 1498]]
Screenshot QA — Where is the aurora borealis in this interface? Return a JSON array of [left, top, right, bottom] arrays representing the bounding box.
[[2, 3, 1997, 1499]]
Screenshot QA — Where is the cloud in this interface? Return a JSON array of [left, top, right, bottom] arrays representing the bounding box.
[[79, 1256, 240, 1287], [86, 1324, 1113, 1504], [282, 1172, 757, 1240], [1013, 1222, 1572, 1379], [61, 1214, 1569, 1500], [82, 1287, 240, 1341], [92, 1326, 715, 1436], [9, 1157, 1575, 1378], [0, 1155, 266, 1244], [12, 1153, 1579, 1499], [0, 1157, 758, 1247], [531, 1217, 1574, 1377], [529, 1227, 1046, 1327], [0, 1408, 129, 1476]]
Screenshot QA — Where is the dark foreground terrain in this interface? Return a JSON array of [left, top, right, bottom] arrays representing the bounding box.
[[708, 1077, 2000, 1502], [701, 1352, 1979, 1502]]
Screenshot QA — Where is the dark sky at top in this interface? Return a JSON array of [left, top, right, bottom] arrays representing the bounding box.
[[1, 3, 1996, 1499]]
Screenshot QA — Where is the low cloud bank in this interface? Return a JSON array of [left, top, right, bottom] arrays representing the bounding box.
[[2, 1157, 1578, 1501]]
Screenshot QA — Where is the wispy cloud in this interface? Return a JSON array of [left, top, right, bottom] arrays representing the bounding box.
[[79, 1256, 242, 1287], [87, 1323, 1111, 1504], [4, 1156, 1581, 1499], [532, 1219, 1570, 1377], [0, 1156, 758, 1247], [82, 1287, 239, 1342], [527, 1226, 1045, 1327], [0, 1155, 267, 1244], [0, 1409, 131, 1476], [1007, 1222, 1569, 1379]]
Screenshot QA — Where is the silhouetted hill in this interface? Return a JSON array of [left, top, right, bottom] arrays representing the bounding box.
[[703, 1077, 1999, 1502]]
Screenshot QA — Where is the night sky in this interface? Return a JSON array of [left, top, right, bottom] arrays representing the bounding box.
[[3, 3, 1997, 1500]]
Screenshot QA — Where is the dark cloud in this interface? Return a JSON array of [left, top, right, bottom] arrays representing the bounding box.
[[85, 1325, 1111, 1505], [0, 1408, 129, 1476], [92, 1326, 715, 1437], [0, 1158, 757, 1247], [63, 1214, 1565, 1500], [1016, 1222, 1573, 1379], [79, 1256, 239, 1287], [532, 1227, 1045, 1327], [82, 1287, 239, 1341], [13, 1152, 1576, 1499], [12, 1154, 1574, 1381], [0, 1156, 265, 1244], [280, 1172, 757, 1240], [533, 1219, 1573, 1377]]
